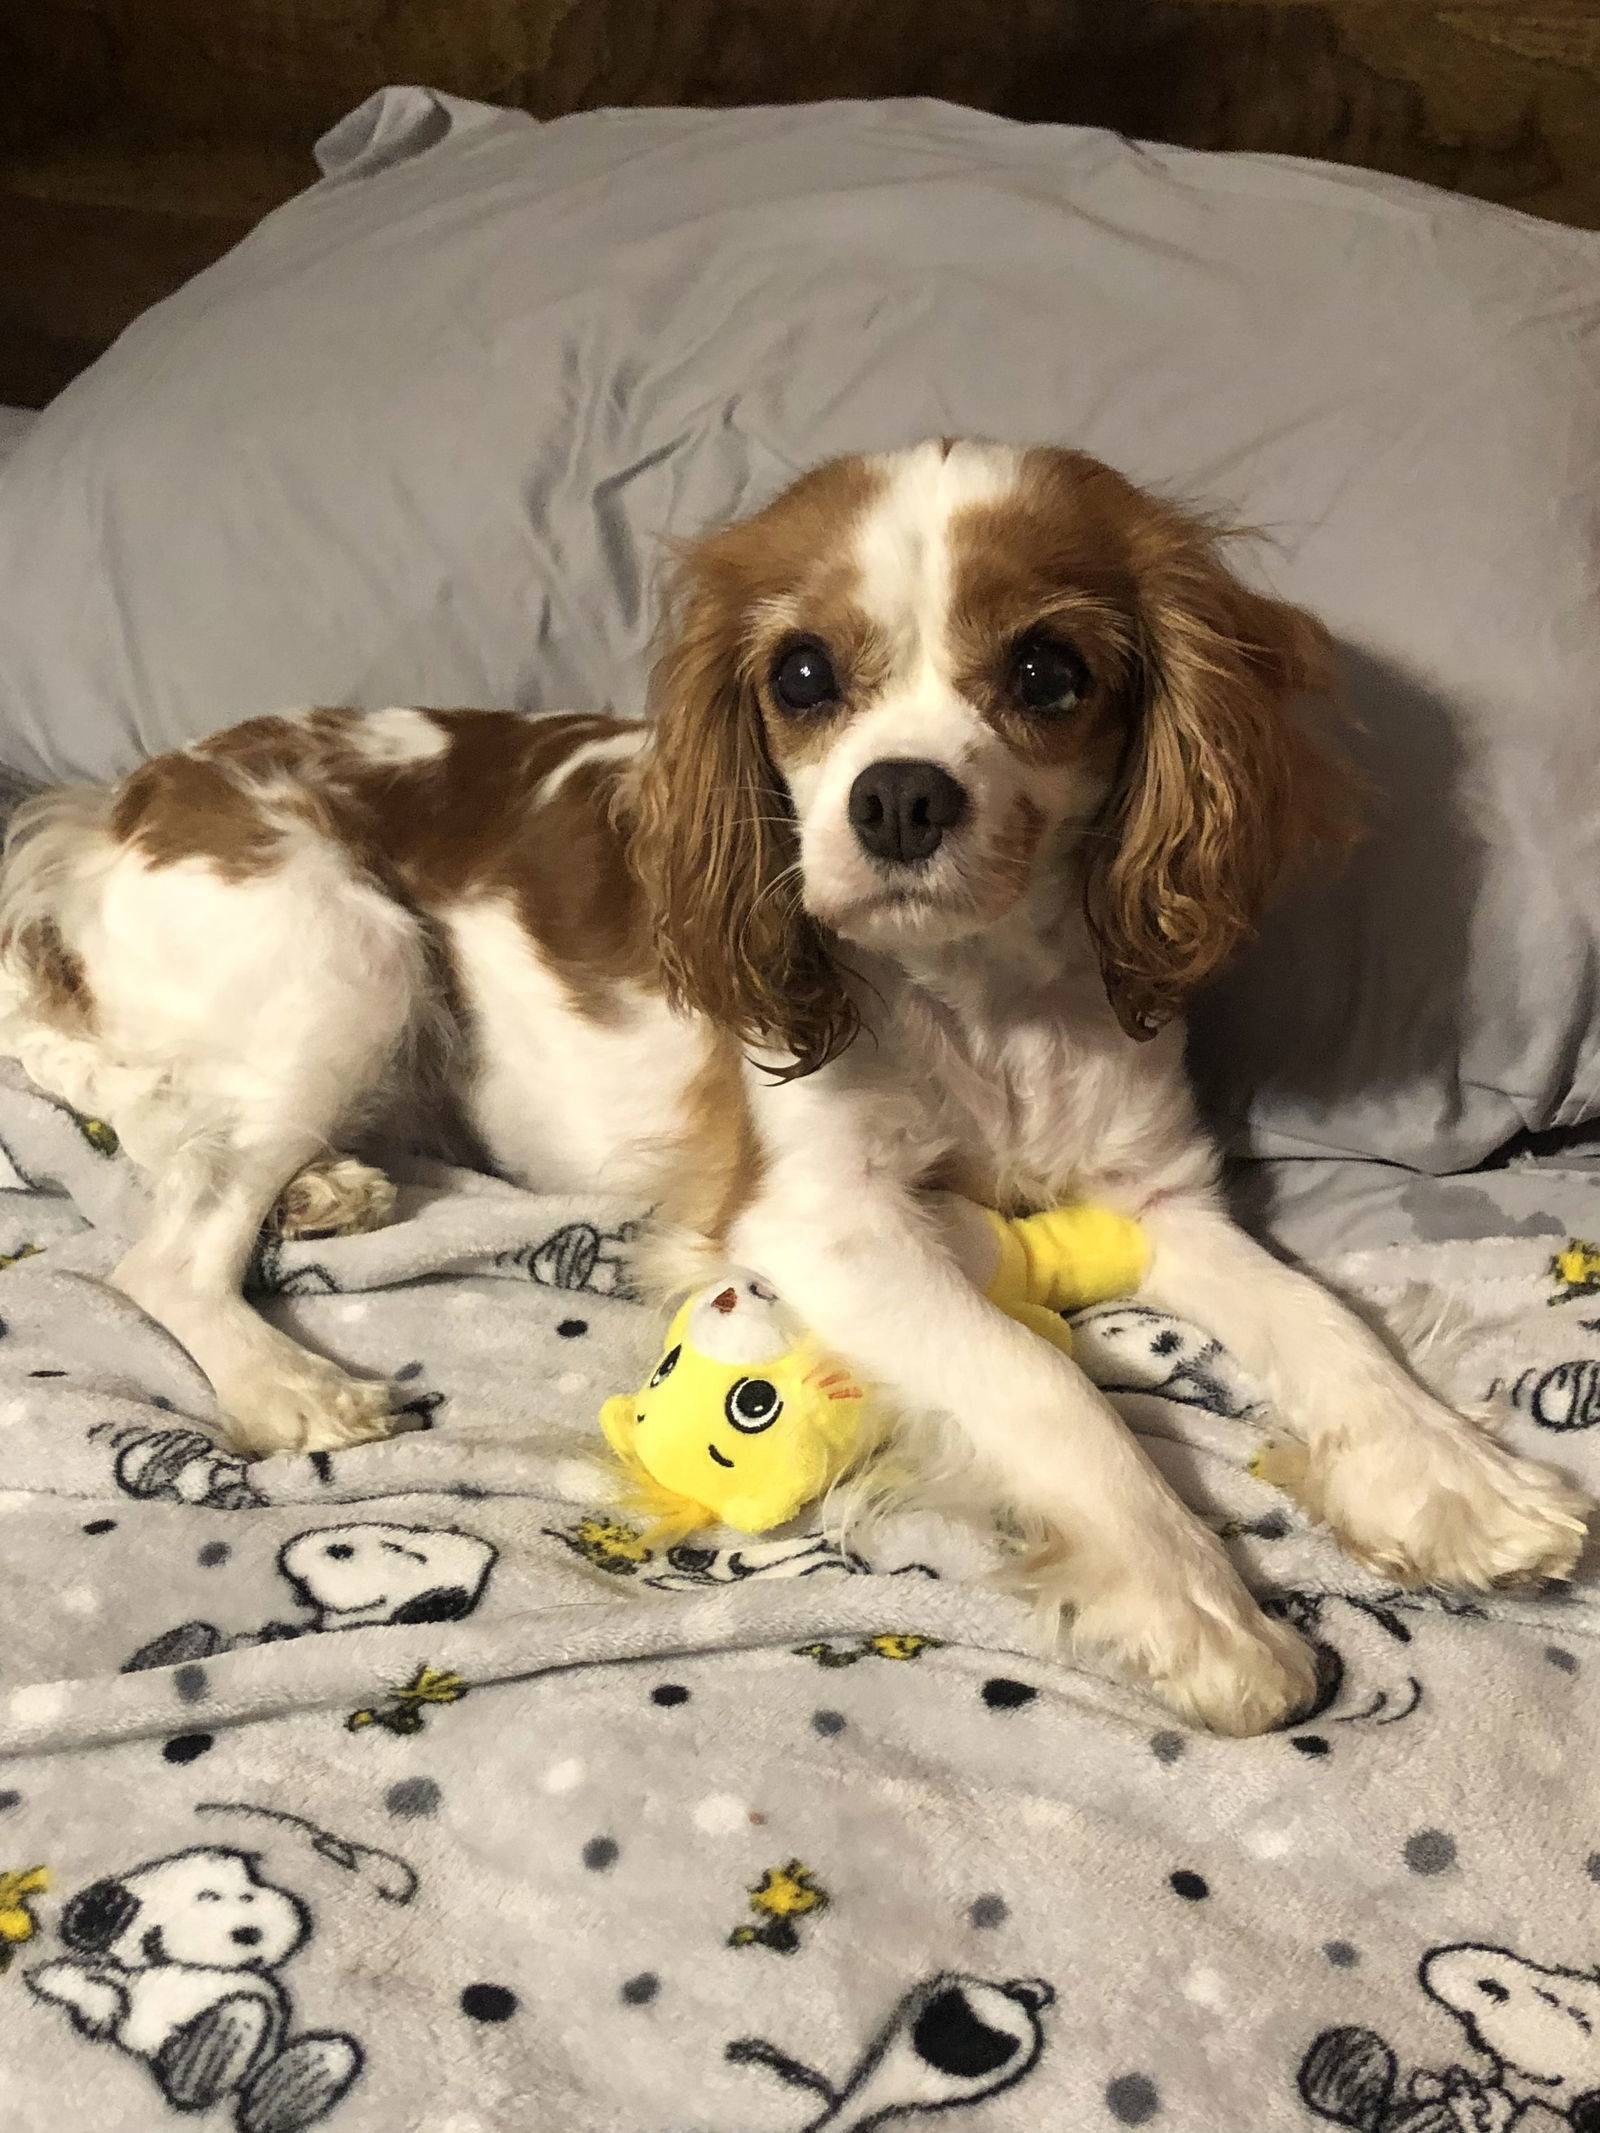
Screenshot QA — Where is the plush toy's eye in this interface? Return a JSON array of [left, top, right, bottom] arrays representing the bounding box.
[[724, 1376, 783, 1433], [649, 1344, 681, 1389]]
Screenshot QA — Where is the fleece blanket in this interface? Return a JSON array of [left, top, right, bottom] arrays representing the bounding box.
[[0, 1059, 1598, 2133]]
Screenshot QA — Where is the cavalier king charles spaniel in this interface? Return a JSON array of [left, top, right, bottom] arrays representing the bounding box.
[[1, 440, 1586, 1732]]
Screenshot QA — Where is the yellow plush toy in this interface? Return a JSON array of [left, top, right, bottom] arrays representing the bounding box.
[[599, 1200, 1147, 1541]]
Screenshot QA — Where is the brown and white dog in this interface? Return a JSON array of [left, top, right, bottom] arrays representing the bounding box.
[[0, 440, 1587, 1734]]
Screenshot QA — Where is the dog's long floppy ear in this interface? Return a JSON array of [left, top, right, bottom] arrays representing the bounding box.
[[629, 535, 857, 1079], [1086, 507, 1358, 1040]]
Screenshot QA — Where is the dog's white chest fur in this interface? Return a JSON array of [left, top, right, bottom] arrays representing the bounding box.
[[864, 950, 1207, 1213]]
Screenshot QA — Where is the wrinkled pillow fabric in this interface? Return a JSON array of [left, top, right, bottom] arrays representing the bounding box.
[[0, 89, 1597, 1169]]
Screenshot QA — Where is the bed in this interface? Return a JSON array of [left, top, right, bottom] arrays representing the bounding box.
[[1, 91, 1599, 2133]]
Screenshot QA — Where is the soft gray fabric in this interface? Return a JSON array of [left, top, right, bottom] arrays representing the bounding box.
[[1231, 1137, 1600, 1263], [1, 92, 1599, 1168], [3, 1065, 1600, 2130]]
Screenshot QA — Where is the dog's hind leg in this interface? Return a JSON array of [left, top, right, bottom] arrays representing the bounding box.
[[103, 868, 426, 1453], [1, 784, 429, 1457], [117, 1132, 399, 1456], [270, 1157, 398, 1241]]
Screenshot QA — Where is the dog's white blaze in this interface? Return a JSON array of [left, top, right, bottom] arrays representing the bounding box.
[[347, 707, 450, 764]]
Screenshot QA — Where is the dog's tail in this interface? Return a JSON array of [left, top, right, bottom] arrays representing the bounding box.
[[0, 783, 115, 1035]]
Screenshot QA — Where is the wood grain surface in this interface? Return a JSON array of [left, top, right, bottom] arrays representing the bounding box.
[[3, 1, 1597, 402]]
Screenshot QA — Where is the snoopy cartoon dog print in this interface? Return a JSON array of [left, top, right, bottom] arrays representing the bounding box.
[[1300, 1939, 1600, 2132], [124, 1521, 499, 1672], [728, 1970, 1055, 2127], [26, 1845, 362, 2131]]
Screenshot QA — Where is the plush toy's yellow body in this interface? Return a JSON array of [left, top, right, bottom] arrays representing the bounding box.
[[599, 1202, 1147, 1541]]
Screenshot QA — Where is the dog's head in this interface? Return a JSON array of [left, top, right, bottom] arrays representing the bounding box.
[[59, 1847, 307, 1972], [631, 439, 1353, 1069]]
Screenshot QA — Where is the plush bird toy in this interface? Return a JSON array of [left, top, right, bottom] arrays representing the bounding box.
[[599, 1200, 1147, 1542]]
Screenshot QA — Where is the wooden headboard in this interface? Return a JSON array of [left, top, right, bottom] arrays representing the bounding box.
[[3, 1, 1597, 405]]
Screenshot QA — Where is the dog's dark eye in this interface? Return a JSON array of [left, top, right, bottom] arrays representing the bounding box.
[[1009, 630, 1089, 714], [725, 1377, 783, 1433], [771, 639, 839, 713], [649, 1344, 681, 1389]]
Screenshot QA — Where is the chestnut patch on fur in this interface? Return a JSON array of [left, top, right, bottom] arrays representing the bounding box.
[[112, 750, 291, 882], [629, 454, 890, 1078], [953, 446, 1355, 1038]]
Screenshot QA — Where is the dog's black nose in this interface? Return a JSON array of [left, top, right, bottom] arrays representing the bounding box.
[[231, 1926, 263, 1946], [849, 759, 968, 865]]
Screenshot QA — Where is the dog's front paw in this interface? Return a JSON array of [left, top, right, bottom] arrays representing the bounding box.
[[1286, 1404, 1590, 1590], [219, 1355, 396, 1459], [1057, 1546, 1318, 1738]]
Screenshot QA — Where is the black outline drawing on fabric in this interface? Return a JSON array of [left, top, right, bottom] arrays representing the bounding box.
[[1069, 1302, 1260, 1417], [194, 1806, 417, 1908], [0, 1865, 49, 1974], [123, 1521, 499, 1673], [1549, 1242, 1600, 1306], [1216, 1508, 1296, 1545], [276, 1524, 494, 1628], [729, 1972, 1056, 2128], [1299, 1942, 1600, 2133], [247, 1232, 339, 1299], [1492, 1361, 1600, 1432], [392, 1385, 446, 1430], [1264, 1592, 1426, 1728], [729, 1861, 830, 1955], [0, 1242, 41, 1272], [91, 1420, 267, 1510], [347, 1662, 466, 1736], [498, 1217, 642, 1297], [544, 1514, 938, 1588], [794, 1634, 946, 1669], [0, 1093, 117, 1190], [25, 1845, 363, 2133], [0, 1128, 37, 1193], [649, 1535, 938, 1591]]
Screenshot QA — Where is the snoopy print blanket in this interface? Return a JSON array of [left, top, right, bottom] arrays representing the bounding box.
[[1, 1058, 1599, 2133]]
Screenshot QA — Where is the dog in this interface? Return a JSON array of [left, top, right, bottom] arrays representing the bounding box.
[[0, 439, 1587, 1734]]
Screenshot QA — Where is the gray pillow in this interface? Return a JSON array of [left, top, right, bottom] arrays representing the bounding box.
[[1, 88, 1597, 1172]]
